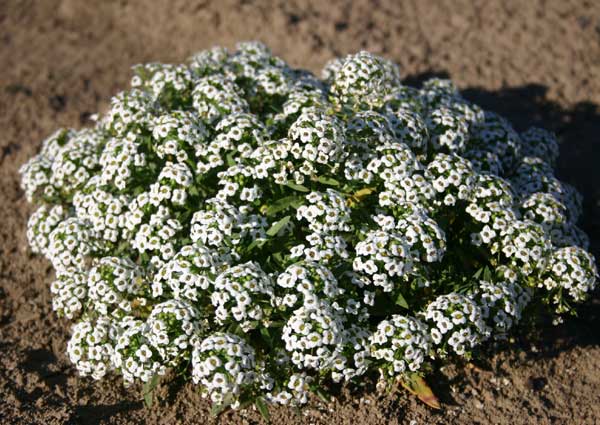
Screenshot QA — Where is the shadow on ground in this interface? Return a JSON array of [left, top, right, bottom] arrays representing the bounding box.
[[70, 401, 144, 425]]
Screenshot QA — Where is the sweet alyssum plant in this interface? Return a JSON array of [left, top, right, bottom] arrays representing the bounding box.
[[21, 41, 597, 415]]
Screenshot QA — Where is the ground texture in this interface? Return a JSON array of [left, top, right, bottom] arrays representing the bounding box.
[[1, 1, 600, 424]]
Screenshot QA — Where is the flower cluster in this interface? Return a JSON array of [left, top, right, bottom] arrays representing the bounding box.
[[370, 315, 431, 377], [281, 302, 345, 371], [211, 262, 275, 331], [422, 293, 490, 357], [27, 204, 67, 254], [540, 247, 598, 312], [67, 316, 117, 380], [21, 42, 597, 413], [469, 280, 531, 337], [87, 256, 144, 316], [191, 332, 260, 406]]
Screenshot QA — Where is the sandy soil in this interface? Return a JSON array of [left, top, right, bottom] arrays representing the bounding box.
[[1, 1, 600, 424]]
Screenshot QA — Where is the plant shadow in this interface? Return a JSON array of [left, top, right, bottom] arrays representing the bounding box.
[[69, 400, 144, 425], [21, 348, 68, 391]]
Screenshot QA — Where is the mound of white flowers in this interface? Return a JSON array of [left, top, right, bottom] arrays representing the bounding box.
[[21, 41, 598, 412]]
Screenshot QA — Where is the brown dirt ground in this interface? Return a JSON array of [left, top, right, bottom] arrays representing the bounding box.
[[1, 1, 600, 424]]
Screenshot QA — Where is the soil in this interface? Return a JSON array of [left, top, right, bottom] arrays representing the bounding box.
[[1, 0, 600, 424]]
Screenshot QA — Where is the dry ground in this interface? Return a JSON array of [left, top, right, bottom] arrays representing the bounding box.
[[1, 1, 600, 424]]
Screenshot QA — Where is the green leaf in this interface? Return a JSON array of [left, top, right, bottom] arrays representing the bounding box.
[[142, 375, 159, 408], [272, 251, 285, 266], [246, 238, 267, 252], [315, 388, 331, 404], [185, 158, 197, 170], [284, 182, 310, 192], [133, 185, 146, 196], [210, 403, 226, 418], [265, 195, 303, 216], [316, 176, 340, 186], [226, 152, 236, 167], [483, 266, 492, 282], [260, 327, 272, 348], [266, 215, 291, 237], [226, 322, 243, 335], [395, 291, 409, 309], [210, 392, 235, 418], [115, 241, 130, 256], [255, 397, 270, 422]]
